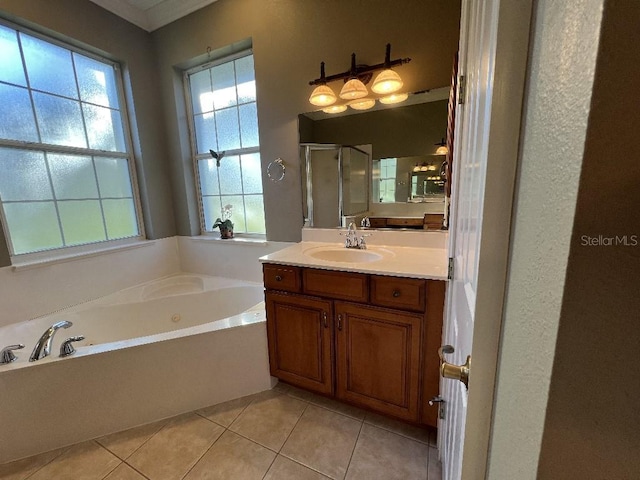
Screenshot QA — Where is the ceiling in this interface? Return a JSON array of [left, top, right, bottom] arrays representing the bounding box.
[[89, 0, 219, 32]]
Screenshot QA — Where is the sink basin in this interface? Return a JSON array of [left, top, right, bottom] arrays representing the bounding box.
[[303, 247, 385, 263]]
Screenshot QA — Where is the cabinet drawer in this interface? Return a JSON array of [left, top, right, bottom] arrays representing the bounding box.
[[263, 264, 301, 293], [386, 217, 423, 227], [370, 276, 426, 312], [303, 269, 368, 302]]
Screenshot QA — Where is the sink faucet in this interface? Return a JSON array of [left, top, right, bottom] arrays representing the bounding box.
[[29, 320, 72, 362], [342, 222, 370, 249]]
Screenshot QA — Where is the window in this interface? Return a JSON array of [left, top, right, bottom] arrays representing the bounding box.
[[0, 22, 141, 256], [185, 51, 265, 235], [378, 157, 397, 203]]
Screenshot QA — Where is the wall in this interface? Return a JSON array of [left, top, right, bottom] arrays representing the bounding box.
[[151, 0, 461, 242], [0, 0, 177, 268], [537, 0, 640, 478], [487, 0, 604, 478]]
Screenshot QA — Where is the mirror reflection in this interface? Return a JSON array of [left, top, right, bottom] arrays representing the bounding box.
[[299, 88, 449, 230]]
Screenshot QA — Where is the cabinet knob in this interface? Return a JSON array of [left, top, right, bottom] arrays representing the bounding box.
[[323, 311, 328, 328], [392, 290, 401, 298], [275, 275, 283, 282]]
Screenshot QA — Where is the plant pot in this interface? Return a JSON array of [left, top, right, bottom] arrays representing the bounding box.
[[219, 227, 234, 239]]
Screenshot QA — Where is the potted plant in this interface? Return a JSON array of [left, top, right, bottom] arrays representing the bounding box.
[[212, 204, 234, 239]]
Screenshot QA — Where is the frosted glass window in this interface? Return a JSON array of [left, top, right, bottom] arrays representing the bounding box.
[[0, 84, 38, 142], [218, 155, 242, 195], [83, 104, 126, 152], [75, 54, 119, 108], [103, 199, 138, 239], [186, 52, 265, 235], [239, 103, 259, 148], [0, 25, 27, 86], [95, 157, 133, 198], [241, 153, 262, 194], [22, 34, 78, 99], [48, 154, 98, 199], [33, 92, 87, 148], [0, 23, 142, 256], [194, 113, 217, 154], [4, 202, 64, 254], [215, 107, 241, 151], [58, 200, 106, 245], [0, 148, 52, 201]]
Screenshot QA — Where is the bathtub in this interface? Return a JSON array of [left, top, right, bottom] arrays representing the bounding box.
[[0, 274, 273, 464]]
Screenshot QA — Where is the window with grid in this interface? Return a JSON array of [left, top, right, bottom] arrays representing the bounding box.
[[185, 51, 265, 235], [379, 157, 397, 203], [0, 22, 141, 256]]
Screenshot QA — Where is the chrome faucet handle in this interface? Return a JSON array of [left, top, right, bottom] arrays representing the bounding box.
[[1, 344, 24, 364], [357, 233, 372, 249], [29, 320, 73, 362], [360, 217, 370, 228], [60, 336, 85, 358]]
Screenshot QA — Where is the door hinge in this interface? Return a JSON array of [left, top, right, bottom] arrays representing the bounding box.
[[448, 257, 454, 280], [457, 75, 466, 104]]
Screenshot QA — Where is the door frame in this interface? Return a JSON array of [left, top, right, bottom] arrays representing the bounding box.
[[448, 1, 534, 478]]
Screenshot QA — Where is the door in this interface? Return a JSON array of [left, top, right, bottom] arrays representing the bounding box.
[[335, 302, 422, 422], [265, 292, 333, 395], [438, 0, 532, 479]]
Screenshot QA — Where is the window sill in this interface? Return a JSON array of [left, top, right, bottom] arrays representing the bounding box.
[[11, 239, 155, 272], [186, 234, 268, 246]]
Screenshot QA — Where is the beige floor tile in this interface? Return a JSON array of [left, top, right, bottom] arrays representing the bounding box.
[[0, 447, 66, 480], [264, 455, 330, 480], [229, 391, 307, 451], [280, 384, 367, 421], [97, 420, 167, 460], [427, 447, 442, 480], [364, 412, 431, 444], [104, 463, 148, 480], [281, 405, 362, 480], [127, 413, 224, 480], [345, 423, 429, 480], [28, 441, 120, 480], [197, 395, 254, 427], [184, 430, 275, 480]]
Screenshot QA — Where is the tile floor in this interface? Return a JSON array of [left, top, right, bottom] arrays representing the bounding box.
[[0, 383, 442, 480]]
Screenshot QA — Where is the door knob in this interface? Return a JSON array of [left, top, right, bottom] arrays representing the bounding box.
[[438, 345, 471, 389]]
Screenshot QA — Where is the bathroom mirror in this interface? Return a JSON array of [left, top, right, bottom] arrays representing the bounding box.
[[298, 88, 450, 229]]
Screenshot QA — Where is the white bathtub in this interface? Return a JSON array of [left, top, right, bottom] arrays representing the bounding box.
[[0, 274, 272, 463]]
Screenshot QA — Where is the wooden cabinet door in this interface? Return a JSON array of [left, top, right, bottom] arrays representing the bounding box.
[[265, 292, 333, 395], [335, 302, 422, 422]]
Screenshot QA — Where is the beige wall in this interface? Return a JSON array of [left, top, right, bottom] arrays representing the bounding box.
[[151, 0, 461, 241], [0, 0, 177, 267], [537, 1, 640, 478]]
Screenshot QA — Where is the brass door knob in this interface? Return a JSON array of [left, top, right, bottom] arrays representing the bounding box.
[[438, 345, 471, 389]]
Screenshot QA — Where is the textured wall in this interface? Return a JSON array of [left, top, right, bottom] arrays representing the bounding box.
[[537, 1, 640, 478], [487, 0, 604, 478]]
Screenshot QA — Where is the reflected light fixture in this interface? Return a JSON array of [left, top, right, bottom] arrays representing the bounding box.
[[435, 137, 449, 155], [348, 98, 376, 110], [379, 92, 409, 105], [322, 104, 348, 114], [308, 62, 337, 107], [372, 44, 404, 94]]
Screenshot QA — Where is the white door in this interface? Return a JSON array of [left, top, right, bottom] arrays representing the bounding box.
[[438, 1, 532, 479]]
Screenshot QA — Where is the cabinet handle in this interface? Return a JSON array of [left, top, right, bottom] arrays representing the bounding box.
[[275, 275, 283, 282], [392, 290, 401, 298], [337, 314, 343, 331], [323, 311, 328, 328]]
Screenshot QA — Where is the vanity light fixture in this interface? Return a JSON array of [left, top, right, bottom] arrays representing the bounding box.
[[371, 44, 404, 94], [435, 137, 449, 155], [309, 62, 337, 107], [322, 104, 348, 114], [348, 98, 376, 110], [308, 43, 411, 108], [379, 92, 409, 105]]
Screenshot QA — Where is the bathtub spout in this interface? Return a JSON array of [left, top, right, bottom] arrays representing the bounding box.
[[29, 321, 73, 362]]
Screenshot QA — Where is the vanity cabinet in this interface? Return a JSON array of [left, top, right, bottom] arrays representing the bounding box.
[[263, 263, 445, 427]]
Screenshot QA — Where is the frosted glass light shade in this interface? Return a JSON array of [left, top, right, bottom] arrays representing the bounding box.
[[309, 85, 336, 106], [436, 145, 449, 155], [322, 104, 348, 114], [339, 78, 368, 100], [372, 69, 403, 94], [348, 98, 376, 110], [379, 92, 409, 104]]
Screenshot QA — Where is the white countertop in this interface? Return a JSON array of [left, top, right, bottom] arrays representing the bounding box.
[[259, 241, 448, 280]]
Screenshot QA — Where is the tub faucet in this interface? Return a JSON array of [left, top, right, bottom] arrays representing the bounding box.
[[29, 320, 72, 362]]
